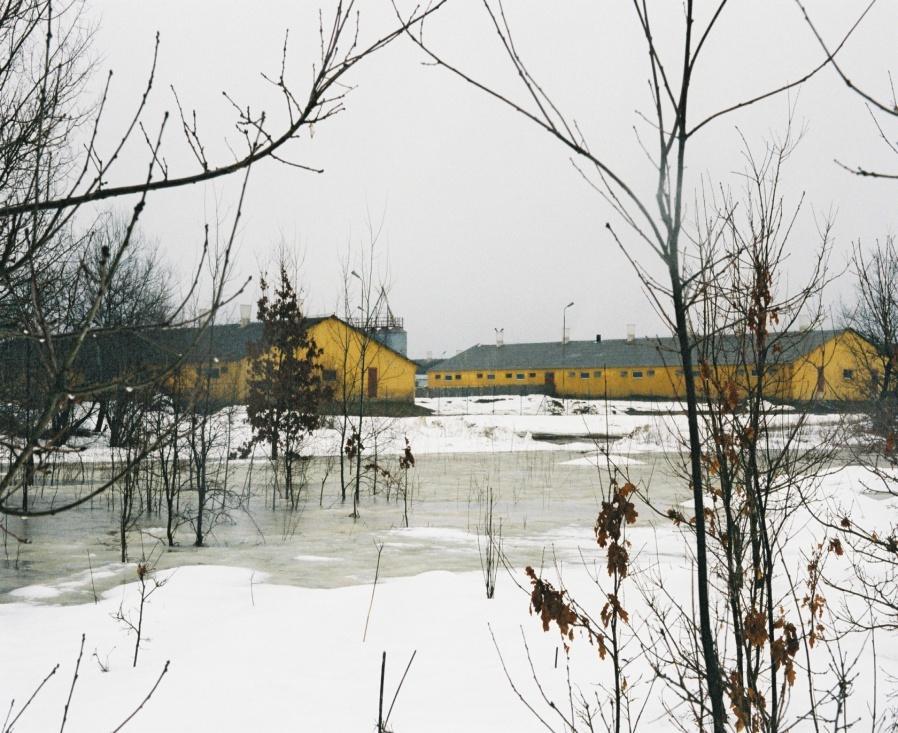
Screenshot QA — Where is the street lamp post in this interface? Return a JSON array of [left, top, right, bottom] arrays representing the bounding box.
[[350, 270, 362, 324], [562, 301, 574, 344], [562, 301, 574, 403]]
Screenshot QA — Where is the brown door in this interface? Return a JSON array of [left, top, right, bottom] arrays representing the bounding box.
[[367, 367, 378, 398], [544, 372, 555, 394]]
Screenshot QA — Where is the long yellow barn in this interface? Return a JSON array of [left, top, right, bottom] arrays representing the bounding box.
[[427, 329, 877, 401], [163, 315, 417, 404]]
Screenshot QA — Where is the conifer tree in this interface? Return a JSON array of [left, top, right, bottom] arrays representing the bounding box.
[[246, 266, 330, 507]]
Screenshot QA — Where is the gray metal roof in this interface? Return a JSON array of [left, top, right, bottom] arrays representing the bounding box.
[[429, 330, 846, 373]]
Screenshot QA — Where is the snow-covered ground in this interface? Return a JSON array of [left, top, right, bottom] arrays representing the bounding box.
[[58, 394, 848, 463], [2, 395, 894, 731]]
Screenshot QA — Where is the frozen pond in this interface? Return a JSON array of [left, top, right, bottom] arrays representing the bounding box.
[[0, 449, 689, 603]]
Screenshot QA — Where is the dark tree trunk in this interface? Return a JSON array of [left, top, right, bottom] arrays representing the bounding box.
[[95, 400, 107, 434], [670, 263, 727, 731]]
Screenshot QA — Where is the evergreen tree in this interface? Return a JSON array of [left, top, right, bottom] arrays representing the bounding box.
[[246, 266, 330, 507]]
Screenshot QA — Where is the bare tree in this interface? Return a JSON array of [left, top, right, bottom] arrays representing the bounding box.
[[68, 218, 173, 446], [334, 238, 398, 518], [844, 237, 898, 406], [0, 0, 445, 518], [794, 1, 897, 181], [477, 484, 501, 600], [643, 133, 845, 731], [816, 237, 898, 637], [183, 351, 241, 548], [396, 3, 883, 726], [113, 543, 168, 668]]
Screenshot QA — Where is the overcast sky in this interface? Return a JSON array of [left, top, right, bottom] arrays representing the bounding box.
[[88, 1, 897, 359]]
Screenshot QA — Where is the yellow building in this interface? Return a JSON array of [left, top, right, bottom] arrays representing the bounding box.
[[161, 315, 417, 404], [427, 329, 878, 402]]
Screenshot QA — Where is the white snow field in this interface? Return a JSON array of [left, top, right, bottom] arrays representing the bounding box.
[[59, 394, 846, 462], [1, 396, 895, 731]]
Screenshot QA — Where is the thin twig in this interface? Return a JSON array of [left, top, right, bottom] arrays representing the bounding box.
[[384, 649, 417, 728], [3, 664, 59, 733], [59, 634, 85, 733], [363, 540, 384, 642], [109, 660, 170, 733]]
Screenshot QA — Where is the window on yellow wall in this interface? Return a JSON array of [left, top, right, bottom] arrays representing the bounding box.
[[593, 370, 602, 378], [843, 369, 855, 381], [323, 369, 337, 381], [505, 373, 512, 379], [580, 372, 589, 379], [454, 374, 461, 380], [434, 374, 441, 380], [476, 373, 484, 379], [633, 371, 643, 378], [568, 371, 575, 377], [487, 374, 495, 380], [647, 369, 655, 377], [516, 373, 525, 379], [620, 371, 628, 377], [528, 372, 536, 378]]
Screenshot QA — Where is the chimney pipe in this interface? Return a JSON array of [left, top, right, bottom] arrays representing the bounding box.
[[596, 334, 602, 343], [239, 304, 252, 327], [626, 323, 635, 343]]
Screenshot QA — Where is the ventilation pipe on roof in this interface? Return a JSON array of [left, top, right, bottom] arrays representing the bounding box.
[[495, 328, 504, 347], [626, 323, 636, 343], [596, 334, 602, 343], [239, 304, 252, 327]]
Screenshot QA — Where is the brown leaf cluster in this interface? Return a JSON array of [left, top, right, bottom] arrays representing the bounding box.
[[770, 614, 799, 686], [666, 507, 687, 526], [601, 593, 629, 627], [743, 608, 768, 648], [399, 437, 415, 470], [524, 566, 607, 659], [747, 264, 775, 339], [723, 380, 740, 413], [803, 543, 828, 647], [344, 431, 362, 460], [525, 566, 579, 640], [595, 481, 638, 577], [728, 669, 766, 733]]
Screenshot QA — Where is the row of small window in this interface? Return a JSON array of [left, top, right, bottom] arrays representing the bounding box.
[[434, 373, 537, 381], [566, 370, 658, 379], [205, 365, 341, 381], [435, 369, 660, 380], [436, 368, 862, 383]]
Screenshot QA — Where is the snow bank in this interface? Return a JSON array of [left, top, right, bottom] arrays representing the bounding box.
[[1, 460, 896, 731]]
